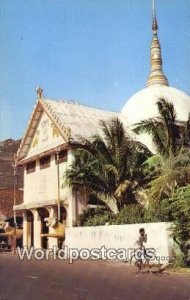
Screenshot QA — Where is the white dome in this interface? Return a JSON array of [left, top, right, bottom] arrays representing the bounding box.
[[121, 85, 190, 152], [121, 85, 190, 124]]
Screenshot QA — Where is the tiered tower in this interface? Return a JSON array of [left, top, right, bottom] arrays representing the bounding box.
[[146, 0, 169, 87]]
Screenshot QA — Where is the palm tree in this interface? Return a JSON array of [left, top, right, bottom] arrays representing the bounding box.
[[133, 98, 190, 204], [144, 150, 190, 201], [66, 118, 151, 211], [133, 98, 190, 157]]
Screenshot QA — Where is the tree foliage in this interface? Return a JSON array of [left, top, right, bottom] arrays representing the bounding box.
[[66, 118, 151, 211], [144, 150, 190, 202], [66, 99, 190, 266], [160, 186, 190, 266], [133, 98, 190, 157]]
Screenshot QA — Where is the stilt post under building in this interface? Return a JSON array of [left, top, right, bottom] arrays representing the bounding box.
[[56, 148, 61, 221]]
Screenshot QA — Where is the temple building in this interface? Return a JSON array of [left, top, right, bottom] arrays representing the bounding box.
[[14, 95, 118, 249], [14, 1, 190, 249]]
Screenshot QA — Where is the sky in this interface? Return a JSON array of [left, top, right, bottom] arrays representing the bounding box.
[[0, 0, 190, 140]]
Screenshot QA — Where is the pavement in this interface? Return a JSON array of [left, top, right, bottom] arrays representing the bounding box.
[[0, 253, 190, 300]]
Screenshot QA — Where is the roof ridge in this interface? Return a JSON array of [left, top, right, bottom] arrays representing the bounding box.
[[42, 98, 119, 114]]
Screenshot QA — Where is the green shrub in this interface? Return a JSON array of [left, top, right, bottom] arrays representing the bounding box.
[[168, 186, 190, 267], [113, 204, 145, 225], [143, 201, 173, 223], [76, 204, 161, 227], [172, 248, 186, 268], [154, 186, 190, 267], [75, 206, 114, 226]]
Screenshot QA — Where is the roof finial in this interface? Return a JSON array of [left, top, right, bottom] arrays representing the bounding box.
[[146, 0, 169, 87], [152, 0, 158, 33], [36, 86, 43, 99]]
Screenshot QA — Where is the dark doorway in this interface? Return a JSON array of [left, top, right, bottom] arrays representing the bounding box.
[[60, 206, 67, 223]]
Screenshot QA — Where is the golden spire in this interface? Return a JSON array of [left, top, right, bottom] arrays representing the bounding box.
[[146, 0, 169, 87]]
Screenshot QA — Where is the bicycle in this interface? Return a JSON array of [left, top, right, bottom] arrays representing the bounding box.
[[130, 248, 161, 273]]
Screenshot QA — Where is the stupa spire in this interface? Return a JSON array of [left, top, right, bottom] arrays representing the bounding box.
[[152, 0, 158, 32], [146, 0, 169, 87]]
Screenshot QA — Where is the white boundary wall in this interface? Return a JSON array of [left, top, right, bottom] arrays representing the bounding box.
[[65, 222, 172, 262]]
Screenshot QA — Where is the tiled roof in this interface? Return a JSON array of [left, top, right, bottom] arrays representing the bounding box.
[[17, 98, 121, 161], [42, 99, 119, 141]]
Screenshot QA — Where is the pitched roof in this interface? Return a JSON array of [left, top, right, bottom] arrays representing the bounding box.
[[43, 99, 119, 141], [17, 98, 119, 161]]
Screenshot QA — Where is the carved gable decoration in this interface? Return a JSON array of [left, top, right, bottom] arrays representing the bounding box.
[[26, 111, 64, 158]]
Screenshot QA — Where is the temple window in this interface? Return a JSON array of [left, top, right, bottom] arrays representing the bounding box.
[[40, 155, 51, 169], [55, 150, 68, 164], [26, 161, 36, 173]]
